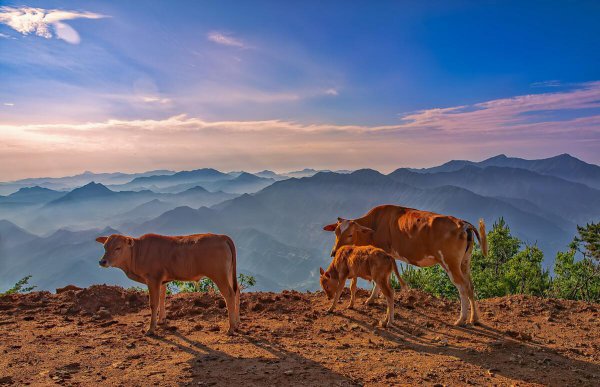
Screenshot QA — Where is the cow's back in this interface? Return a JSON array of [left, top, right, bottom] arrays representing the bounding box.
[[362, 205, 468, 263]]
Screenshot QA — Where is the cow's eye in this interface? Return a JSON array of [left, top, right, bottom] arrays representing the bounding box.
[[115, 247, 121, 251]]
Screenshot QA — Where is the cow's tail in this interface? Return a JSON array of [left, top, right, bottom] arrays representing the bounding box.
[[225, 236, 239, 294], [466, 219, 488, 257], [391, 257, 408, 290]]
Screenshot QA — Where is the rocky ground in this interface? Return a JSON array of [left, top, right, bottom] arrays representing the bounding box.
[[0, 285, 598, 386]]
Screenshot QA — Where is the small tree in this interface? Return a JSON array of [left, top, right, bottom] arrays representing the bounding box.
[[503, 245, 549, 296], [471, 218, 521, 298], [550, 223, 600, 302]]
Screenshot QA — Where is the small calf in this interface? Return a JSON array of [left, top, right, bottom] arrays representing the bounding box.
[[319, 245, 407, 327]]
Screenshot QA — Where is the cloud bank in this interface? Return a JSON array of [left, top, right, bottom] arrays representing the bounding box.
[[1, 82, 598, 180], [0, 6, 106, 44]]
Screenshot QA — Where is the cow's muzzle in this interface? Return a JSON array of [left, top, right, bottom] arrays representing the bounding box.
[[99, 259, 108, 267]]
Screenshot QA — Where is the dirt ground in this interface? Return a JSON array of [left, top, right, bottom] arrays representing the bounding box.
[[0, 285, 598, 386]]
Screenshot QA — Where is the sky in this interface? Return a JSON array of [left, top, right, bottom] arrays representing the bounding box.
[[0, 0, 599, 180]]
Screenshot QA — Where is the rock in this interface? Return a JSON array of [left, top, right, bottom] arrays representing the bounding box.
[[283, 370, 294, 376], [95, 308, 112, 320], [56, 285, 82, 294], [0, 376, 13, 385], [208, 325, 220, 332], [217, 299, 226, 309]]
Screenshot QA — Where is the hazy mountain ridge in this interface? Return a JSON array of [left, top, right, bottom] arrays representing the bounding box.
[[0, 154, 598, 292], [412, 154, 600, 189]]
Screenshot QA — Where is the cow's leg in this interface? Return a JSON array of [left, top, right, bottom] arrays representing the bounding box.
[[365, 282, 380, 305], [348, 278, 357, 309], [379, 279, 395, 327], [235, 286, 241, 326], [158, 284, 167, 325], [437, 251, 470, 326], [213, 278, 238, 335], [146, 280, 161, 335], [461, 246, 480, 324]]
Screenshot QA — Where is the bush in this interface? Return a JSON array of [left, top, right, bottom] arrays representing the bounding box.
[[549, 222, 600, 302], [167, 274, 256, 294], [1, 275, 36, 296]]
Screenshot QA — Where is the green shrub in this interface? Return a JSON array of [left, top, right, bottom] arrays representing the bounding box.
[[1, 275, 36, 296], [167, 274, 256, 294]]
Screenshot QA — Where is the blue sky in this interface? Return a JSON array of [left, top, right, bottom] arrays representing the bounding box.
[[0, 1, 599, 179]]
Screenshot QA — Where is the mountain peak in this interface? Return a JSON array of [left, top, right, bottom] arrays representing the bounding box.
[[48, 182, 114, 205], [79, 181, 113, 193]]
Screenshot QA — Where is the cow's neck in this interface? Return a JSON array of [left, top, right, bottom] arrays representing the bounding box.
[[353, 211, 407, 258]]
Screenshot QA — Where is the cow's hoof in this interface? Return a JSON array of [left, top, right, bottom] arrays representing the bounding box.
[[470, 319, 482, 326], [454, 319, 467, 327], [226, 329, 235, 336], [347, 305, 354, 310], [145, 330, 157, 337], [158, 319, 167, 326]]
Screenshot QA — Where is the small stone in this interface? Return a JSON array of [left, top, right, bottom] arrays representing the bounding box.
[[283, 370, 294, 376]]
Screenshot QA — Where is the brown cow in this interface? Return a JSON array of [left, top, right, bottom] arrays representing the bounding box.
[[96, 233, 240, 335], [323, 205, 488, 326], [320, 245, 406, 327]]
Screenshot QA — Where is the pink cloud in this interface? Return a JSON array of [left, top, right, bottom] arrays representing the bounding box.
[[0, 82, 598, 180]]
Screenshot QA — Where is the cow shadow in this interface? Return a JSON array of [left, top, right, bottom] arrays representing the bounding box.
[[151, 330, 359, 386], [337, 304, 599, 386]]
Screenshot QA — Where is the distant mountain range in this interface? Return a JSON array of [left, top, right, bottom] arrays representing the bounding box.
[[411, 154, 600, 189], [0, 154, 598, 292]]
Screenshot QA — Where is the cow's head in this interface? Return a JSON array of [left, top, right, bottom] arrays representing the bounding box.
[[323, 217, 374, 256], [319, 267, 339, 300], [95, 235, 135, 268]]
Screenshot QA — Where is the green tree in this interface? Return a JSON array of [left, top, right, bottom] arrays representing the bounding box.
[[503, 245, 549, 296], [573, 222, 600, 262], [471, 218, 521, 298], [550, 223, 600, 302]]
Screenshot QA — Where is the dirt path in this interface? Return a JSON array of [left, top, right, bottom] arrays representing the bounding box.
[[0, 285, 598, 386]]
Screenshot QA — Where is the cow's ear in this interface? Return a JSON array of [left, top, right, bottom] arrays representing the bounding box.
[[127, 238, 135, 246], [96, 236, 108, 244], [323, 223, 337, 232], [319, 267, 325, 276]]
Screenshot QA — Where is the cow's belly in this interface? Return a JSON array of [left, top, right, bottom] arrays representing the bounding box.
[[391, 251, 437, 268]]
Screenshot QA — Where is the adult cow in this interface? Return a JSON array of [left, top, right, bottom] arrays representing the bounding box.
[[96, 233, 240, 335], [323, 205, 487, 325]]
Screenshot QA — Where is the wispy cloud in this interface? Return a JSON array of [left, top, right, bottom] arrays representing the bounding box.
[[0, 6, 106, 44], [1, 82, 598, 179], [324, 88, 339, 96], [207, 31, 245, 48], [0, 32, 16, 39], [3, 102, 15, 107], [531, 80, 562, 88]]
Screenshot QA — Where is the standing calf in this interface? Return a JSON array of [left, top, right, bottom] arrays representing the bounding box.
[[319, 245, 407, 327], [96, 233, 240, 335]]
